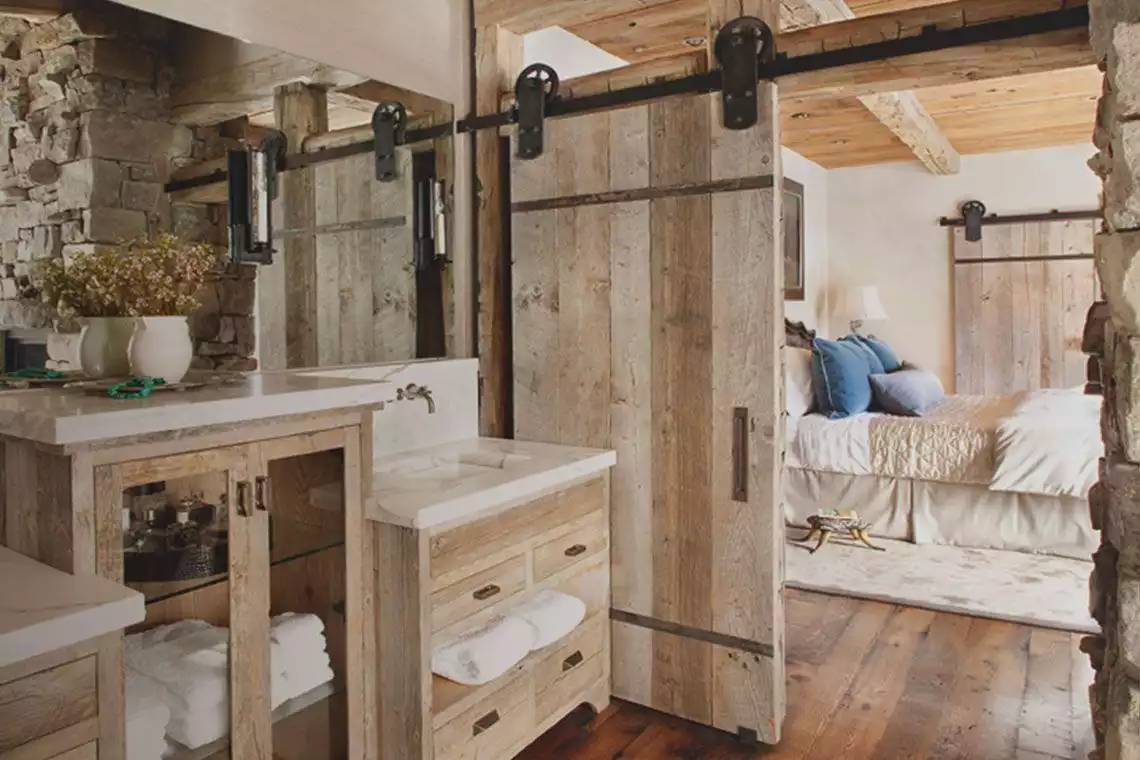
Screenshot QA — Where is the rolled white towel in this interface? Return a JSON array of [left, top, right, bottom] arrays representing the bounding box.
[[431, 616, 535, 686], [508, 590, 586, 650]]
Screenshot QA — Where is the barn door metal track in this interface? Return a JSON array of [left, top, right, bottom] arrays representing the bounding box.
[[164, 4, 1088, 193]]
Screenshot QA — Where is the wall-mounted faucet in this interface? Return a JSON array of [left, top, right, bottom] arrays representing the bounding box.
[[397, 382, 436, 414]]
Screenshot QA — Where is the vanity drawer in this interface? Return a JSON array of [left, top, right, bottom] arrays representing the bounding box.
[[431, 555, 528, 632], [532, 614, 606, 723], [430, 479, 604, 582], [434, 672, 535, 760], [0, 656, 98, 752], [533, 514, 608, 583]]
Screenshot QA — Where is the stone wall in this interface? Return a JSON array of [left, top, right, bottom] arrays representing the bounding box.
[[0, 2, 256, 371], [1084, 1, 1140, 758]]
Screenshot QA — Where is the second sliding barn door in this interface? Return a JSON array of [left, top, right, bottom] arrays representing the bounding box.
[[953, 219, 1098, 394], [510, 91, 786, 742]]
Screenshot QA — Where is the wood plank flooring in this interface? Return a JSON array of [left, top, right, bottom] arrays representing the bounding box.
[[517, 590, 1095, 760]]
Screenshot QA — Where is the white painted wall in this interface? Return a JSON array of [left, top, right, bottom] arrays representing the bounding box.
[[825, 144, 1100, 388], [783, 147, 830, 335], [523, 27, 627, 80]]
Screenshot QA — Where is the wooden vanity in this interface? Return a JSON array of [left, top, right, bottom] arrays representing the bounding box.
[[369, 438, 616, 760], [0, 374, 387, 760]]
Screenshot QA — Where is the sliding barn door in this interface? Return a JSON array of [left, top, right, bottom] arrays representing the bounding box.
[[268, 150, 416, 368], [953, 219, 1098, 394], [511, 92, 786, 741]]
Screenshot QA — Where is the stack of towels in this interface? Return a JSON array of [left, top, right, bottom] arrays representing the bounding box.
[[432, 590, 587, 686], [123, 614, 334, 756], [125, 670, 170, 760]]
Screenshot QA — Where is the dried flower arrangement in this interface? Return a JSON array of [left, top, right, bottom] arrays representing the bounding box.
[[41, 234, 224, 318]]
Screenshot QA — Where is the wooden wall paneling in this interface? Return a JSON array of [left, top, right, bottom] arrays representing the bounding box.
[[476, 26, 523, 437], [276, 83, 328, 370], [953, 228, 984, 394], [371, 151, 417, 363]]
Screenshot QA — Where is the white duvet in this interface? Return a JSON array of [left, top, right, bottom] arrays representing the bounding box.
[[787, 388, 1102, 498], [989, 389, 1102, 498]]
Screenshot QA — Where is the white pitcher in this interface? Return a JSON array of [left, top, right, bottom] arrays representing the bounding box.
[[128, 316, 193, 384], [78, 317, 134, 378]]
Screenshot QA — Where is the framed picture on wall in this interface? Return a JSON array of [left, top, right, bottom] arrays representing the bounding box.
[[784, 178, 805, 301]]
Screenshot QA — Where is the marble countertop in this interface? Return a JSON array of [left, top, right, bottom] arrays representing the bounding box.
[[0, 546, 144, 668], [369, 437, 616, 530], [0, 373, 390, 446]]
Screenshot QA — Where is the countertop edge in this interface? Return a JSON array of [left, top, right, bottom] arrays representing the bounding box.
[[374, 450, 617, 531], [0, 591, 144, 669], [37, 385, 388, 446]]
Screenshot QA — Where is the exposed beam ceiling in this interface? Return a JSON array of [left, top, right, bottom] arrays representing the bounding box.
[[171, 51, 367, 126], [0, 0, 61, 22], [786, 0, 959, 173]]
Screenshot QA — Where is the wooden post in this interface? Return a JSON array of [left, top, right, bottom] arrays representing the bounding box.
[[474, 26, 522, 436], [260, 82, 328, 370]]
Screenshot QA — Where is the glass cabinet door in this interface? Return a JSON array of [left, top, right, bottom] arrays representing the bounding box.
[[114, 444, 266, 760], [258, 428, 353, 760]]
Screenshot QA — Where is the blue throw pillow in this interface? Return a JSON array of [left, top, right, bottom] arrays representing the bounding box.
[[869, 369, 946, 417], [840, 334, 886, 374], [811, 338, 875, 419], [851, 334, 902, 373]]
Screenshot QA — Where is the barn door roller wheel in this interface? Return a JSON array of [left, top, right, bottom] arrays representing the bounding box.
[[961, 200, 987, 242], [714, 16, 773, 131], [515, 63, 560, 160], [373, 101, 408, 182]]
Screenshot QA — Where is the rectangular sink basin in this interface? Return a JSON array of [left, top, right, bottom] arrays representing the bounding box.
[[391, 451, 532, 482]]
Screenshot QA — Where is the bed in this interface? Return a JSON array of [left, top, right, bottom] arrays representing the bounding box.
[[782, 319, 1100, 560]]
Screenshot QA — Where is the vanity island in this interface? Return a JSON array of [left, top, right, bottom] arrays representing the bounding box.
[[0, 359, 617, 760]]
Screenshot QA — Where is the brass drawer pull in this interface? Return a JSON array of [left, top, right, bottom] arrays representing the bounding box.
[[472, 709, 500, 736], [254, 475, 270, 511], [562, 650, 584, 671], [472, 584, 501, 601], [564, 543, 587, 557], [236, 481, 251, 517]]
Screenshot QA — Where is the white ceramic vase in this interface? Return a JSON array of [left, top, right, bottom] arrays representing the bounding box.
[[78, 317, 134, 378], [128, 316, 193, 384]]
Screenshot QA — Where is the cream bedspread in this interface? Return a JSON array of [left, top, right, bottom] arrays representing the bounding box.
[[789, 394, 1019, 485]]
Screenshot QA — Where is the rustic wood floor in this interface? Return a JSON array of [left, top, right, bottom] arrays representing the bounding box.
[[517, 590, 1095, 760]]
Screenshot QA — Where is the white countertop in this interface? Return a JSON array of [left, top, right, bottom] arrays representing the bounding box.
[[369, 438, 616, 530], [0, 546, 144, 668], [0, 373, 390, 445]]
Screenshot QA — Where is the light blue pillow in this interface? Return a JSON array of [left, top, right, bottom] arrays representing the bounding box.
[[869, 369, 945, 417], [840, 334, 886, 374], [811, 338, 875, 419], [851, 334, 902, 373]]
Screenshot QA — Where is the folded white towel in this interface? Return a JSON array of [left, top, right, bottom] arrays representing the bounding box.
[[509, 590, 586, 650], [275, 633, 327, 660], [278, 662, 335, 703], [126, 729, 168, 760], [431, 616, 534, 686], [271, 612, 325, 645], [126, 627, 230, 713], [164, 669, 292, 750], [126, 670, 171, 725]]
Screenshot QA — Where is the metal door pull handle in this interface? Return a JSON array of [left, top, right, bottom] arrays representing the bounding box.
[[564, 543, 587, 557], [473, 584, 501, 601]]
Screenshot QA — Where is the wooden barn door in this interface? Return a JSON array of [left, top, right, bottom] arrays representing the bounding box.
[[953, 219, 1098, 394], [269, 149, 417, 368], [510, 90, 786, 741]]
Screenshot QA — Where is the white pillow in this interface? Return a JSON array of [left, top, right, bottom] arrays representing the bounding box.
[[785, 347, 815, 419]]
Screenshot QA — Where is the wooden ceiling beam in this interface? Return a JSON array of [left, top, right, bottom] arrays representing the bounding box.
[[786, 0, 959, 173], [337, 80, 452, 122], [0, 0, 61, 22], [777, 0, 1094, 99], [171, 51, 367, 126]]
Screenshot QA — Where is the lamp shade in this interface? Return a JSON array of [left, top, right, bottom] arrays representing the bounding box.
[[847, 285, 889, 322]]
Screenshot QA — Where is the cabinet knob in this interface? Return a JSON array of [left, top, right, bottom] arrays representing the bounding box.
[[564, 543, 587, 558], [472, 584, 501, 601], [472, 709, 500, 736]]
